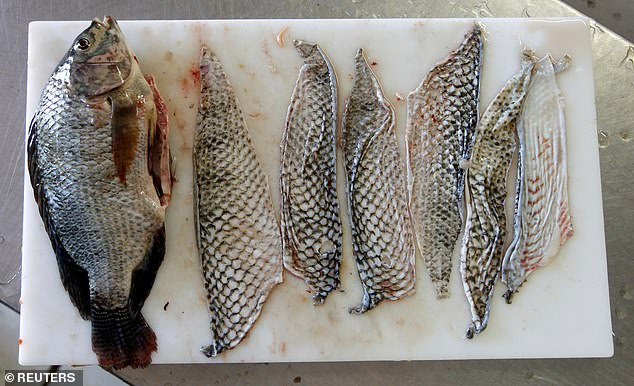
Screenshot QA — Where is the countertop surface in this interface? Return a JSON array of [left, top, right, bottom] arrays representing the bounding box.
[[1, 0, 632, 384]]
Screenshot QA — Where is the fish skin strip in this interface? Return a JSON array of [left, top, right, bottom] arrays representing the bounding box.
[[502, 55, 574, 302], [460, 50, 538, 338], [406, 25, 483, 298], [280, 40, 343, 304], [343, 49, 416, 314], [195, 46, 283, 357]]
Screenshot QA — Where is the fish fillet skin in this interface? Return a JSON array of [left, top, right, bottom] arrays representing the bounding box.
[[502, 55, 574, 302], [460, 51, 538, 338], [406, 26, 483, 298], [343, 49, 416, 314], [280, 40, 343, 304], [195, 47, 283, 357]]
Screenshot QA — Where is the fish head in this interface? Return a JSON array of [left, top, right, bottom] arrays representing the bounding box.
[[68, 16, 133, 97]]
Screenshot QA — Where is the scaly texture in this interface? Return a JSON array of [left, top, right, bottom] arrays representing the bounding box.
[[27, 17, 171, 369], [280, 40, 342, 304], [406, 26, 483, 298], [195, 47, 283, 357], [460, 51, 538, 338], [343, 49, 416, 314], [502, 55, 574, 302]]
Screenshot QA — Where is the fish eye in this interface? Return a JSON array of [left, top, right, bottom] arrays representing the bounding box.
[[77, 38, 91, 50]]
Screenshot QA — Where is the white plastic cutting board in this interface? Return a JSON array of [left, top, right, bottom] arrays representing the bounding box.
[[20, 18, 613, 365]]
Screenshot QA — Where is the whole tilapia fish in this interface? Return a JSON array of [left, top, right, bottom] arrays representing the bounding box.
[[460, 50, 538, 338], [27, 17, 171, 368], [195, 47, 283, 357], [406, 26, 483, 298], [343, 49, 416, 314], [280, 40, 342, 304], [502, 55, 573, 302]]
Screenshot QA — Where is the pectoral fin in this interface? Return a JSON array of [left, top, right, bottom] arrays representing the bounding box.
[[110, 96, 139, 185]]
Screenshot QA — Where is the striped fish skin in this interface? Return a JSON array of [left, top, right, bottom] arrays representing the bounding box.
[[406, 26, 483, 298], [343, 49, 416, 314], [502, 55, 574, 302], [280, 40, 342, 304], [460, 51, 538, 338], [195, 47, 283, 357]]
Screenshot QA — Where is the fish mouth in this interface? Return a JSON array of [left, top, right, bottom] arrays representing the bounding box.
[[91, 15, 119, 31]]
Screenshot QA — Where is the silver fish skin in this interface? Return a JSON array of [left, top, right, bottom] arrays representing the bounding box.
[[27, 16, 171, 369], [460, 50, 538, 338], [343, 49, 416, 314], [195, 47, 283, 357], [502, 55, 573, 302], [406, 26, 483, 298], [280, 40, 342, 304]]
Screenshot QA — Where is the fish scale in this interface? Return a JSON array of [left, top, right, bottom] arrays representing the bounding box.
[[195, 47, 283, 357], [280, 40, 342, 304], [460, 50, 538, 338], [343, 49, 416, 314], [406, 26, 483, 298]]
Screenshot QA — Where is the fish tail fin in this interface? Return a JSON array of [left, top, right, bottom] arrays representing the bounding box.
[[91, 307, 157, 369], [349, 288, 374, 315]]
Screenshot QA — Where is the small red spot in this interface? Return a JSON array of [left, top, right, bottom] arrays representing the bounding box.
[[371, 61, 378, 66], [163, 301, 170, 311], [180, 77, 189, 92], [180, 64, 201, 95], [18, 338, 23, 345], [190, 65, 201, 88], [305, 289, 312, 294]]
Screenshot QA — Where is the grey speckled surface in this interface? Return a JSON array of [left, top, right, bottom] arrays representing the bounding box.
[[1, 0, 632, 384], [563, 0, 634, 41]]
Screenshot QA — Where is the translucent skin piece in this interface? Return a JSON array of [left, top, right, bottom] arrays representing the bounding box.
[[343, 49, 416, 314], [406, 26, 483, 298], [195, 47, 283, 357], [280, 40, 343, 304], [460, 51, 538, 339], [502, 55, 573, 303]]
